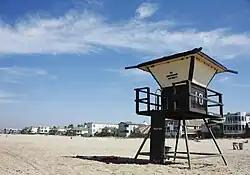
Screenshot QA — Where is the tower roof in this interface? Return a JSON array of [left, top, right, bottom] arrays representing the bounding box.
[[125, 47, 238, 74]]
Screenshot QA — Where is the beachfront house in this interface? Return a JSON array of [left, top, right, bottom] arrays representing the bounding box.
[[20, 127, 31, 134], [3, 128, 21, 134], [131, 124, 150, 137], [165, 119, 202, 138], [201, 122, 223, 138], [165, 119, 181, 138], [201, 117, 225, 138], [49, 126, 67, 135], [85, 122, 118, 137], [117, 121, 141, 137], [68, 126, 88, 136], [57, 127, 67, 135], [38, 126, 51, 134], [223, 112, 250, 137], [186, 120, 203, 138], [94, 126, 118, 137], [29, 126, 39, 134]]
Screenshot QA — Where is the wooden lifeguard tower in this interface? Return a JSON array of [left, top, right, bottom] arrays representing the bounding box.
[[125, 47, 237, 169]]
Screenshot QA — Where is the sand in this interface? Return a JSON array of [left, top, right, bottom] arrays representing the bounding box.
[[0, 134, 249, 175]]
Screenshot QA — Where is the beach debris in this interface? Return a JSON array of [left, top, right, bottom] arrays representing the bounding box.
[[233, 142, 245, 150]]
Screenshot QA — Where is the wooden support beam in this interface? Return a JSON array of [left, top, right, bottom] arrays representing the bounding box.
[[165, 154, 222, 160], [173, 120, 181, 162], [203, 118, 227, 166], [167, 151, 222, 156], [183, 120, 191, 169], [134, 127, 151, 160]]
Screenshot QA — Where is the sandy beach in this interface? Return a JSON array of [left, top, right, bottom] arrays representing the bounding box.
[[0, 135, 249, 175]]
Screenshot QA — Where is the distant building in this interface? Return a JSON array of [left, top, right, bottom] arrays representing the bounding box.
[[132, 124, 150, 137], [57, 127, 67, 134], [117, 121, 146, 137], [200, 118, 225, 138], [165, 119, 180, 137], [49, 126, 67, 135], [69, 126, 88, 136], [201, 122, 223, 138], [3, 128, 21, 134], [186, 120, 203, 137], [38, 126, 51, 134], [223, 112, 250, 137], [94, 127, 118, 137], [29, 126, 39, 134], [85, 122, 118, 136], [165, 119, 202, 138]]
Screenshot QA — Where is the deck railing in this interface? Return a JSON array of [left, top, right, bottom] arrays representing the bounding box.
[[134, 80, 223, 117]]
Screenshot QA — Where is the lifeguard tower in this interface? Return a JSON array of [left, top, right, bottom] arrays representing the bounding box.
[[125, 47, 237, 169]]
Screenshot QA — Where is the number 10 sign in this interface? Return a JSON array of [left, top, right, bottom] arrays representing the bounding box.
[[194, 91, 204, 106], [190, 84, 207, 112]]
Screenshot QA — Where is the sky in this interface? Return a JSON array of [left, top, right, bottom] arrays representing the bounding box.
[[0, 0, 250, 128]]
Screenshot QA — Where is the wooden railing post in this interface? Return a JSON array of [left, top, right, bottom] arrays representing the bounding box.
[[135, 89, 139, 114], [219, 94, 223, 116], [146, 87, 150, 111]]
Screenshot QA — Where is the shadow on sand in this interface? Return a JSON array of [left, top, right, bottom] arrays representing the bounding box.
[[64, 155, 215, 169], [64, 155, 181, 165]]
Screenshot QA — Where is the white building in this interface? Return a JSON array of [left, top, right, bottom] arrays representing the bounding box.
[[133, 124, 150, 135], [85, 122, 118, 136], [38, 126, 51, 134], [70, 127, 88, 136], [49, 126, 67, 135], [223, 112, 250, 136], [29, 126, 39, 134], [57, 127, 67, 133], [117, 121, 148, 137], [3, 128, 20, 134]]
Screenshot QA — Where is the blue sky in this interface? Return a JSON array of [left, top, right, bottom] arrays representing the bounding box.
[[0, 0, 250, 128]]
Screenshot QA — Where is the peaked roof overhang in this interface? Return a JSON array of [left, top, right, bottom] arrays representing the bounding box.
[[125, 47, 238, 74]]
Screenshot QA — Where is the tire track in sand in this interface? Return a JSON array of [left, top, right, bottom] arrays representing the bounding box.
[[0, 147, 83, 175], [0, 147, 50, 175]]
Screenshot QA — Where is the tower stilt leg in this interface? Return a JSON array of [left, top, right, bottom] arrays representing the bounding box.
[[203, 118, 227, 166], [183, 120, 191, 169], [173, 120, 181, 162], [150, 116, 166, 164], [134, 126, 151, 160]]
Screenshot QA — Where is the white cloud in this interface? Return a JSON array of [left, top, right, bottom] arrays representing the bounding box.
[[0, 67, 48, 76], [105, 68, 150, 82], [0, 9, 249, 59], [0, 66, 56, 83], [135, 2, 158, 19], [0, 90, 22, 104], [105, 68, 148, 77]]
